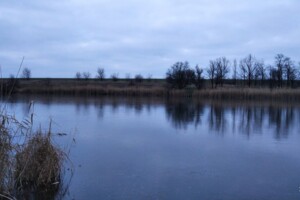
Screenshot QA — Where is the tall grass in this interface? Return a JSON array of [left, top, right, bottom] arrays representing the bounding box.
[[15, 131, 64, 191], [7, 79, 300, 101], [0, 110, 69, 199], [0, 61, 71, 199]]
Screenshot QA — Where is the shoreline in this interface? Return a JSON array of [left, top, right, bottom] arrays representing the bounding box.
[[3, 78, 300, 101]]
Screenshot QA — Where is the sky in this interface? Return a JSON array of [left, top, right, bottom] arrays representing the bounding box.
[[0, 0, 300, 78]]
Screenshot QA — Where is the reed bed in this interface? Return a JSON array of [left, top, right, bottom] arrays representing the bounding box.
[[15, 132, 64, 191], [19, 85, 168, 97], [0, 111, 68, 199], [7, 78, 300, 101]]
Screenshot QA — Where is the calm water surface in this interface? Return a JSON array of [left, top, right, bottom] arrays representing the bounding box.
[[6, 96, 300, 200]]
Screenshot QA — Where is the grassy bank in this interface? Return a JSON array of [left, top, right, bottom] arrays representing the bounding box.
[[3, 78, 300, 101]]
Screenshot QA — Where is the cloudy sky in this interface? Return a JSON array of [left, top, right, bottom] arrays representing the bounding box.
[[0, 0, 299, 78]]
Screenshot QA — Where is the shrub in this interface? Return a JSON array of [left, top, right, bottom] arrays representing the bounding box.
[[111, 73, 119, 82], [15, 132, 64, 189], [135, 74, 143, 83], [166, 61, 195, 89]]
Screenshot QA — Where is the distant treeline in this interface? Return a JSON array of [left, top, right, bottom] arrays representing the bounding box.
[[166, 54, 300, 89], [5, 53, 300, 91]]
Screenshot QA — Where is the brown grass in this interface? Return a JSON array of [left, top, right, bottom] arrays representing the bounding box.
[[15, 132, 64, 191], [9, 79, 300, 101], [0, 112, 68, 199]]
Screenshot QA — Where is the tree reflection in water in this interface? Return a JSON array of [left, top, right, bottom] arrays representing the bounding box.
[[165, 100, 300, 139], [165, 100, 204, 130], [10, 95, 300, 139]]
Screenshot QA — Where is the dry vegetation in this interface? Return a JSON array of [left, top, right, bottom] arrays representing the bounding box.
[[15, 132, 64, 191], [0, 108, 68, 199]]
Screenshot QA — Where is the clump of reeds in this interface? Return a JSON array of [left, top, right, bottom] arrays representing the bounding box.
[[15, 131, 64, 192], [0, 121, 15, 196], [0, 60, 71, 199], [0, 112, 69, 199]]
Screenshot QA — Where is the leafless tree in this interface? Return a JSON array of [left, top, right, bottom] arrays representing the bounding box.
[[195, 65, 204, 89], [275, 54, 285, 87], [111, 73, 119, 81], [254, 60, 266, 86], [96, 68, 105, 80], [83, 72, 91, 80], [239, 54, 257, 87], [232, 59, 237, 85], [283, 57, 297, 87], [215, 57, 230, 87], [75, 72, 82, 79], [22, 67, 31, 79], [268, 66, 277, 89], [207, 60, 217, 88]]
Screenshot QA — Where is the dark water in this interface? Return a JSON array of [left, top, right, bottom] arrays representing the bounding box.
[[5, 96, 300, 200]]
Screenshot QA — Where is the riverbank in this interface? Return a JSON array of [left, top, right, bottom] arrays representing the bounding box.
[[4, 78, 300, 101]]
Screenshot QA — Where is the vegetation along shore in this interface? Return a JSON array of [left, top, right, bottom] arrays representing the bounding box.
[[2, 53, 300, 101]]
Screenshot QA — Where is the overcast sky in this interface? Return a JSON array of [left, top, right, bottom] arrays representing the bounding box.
[[0, 0, 300, 78]]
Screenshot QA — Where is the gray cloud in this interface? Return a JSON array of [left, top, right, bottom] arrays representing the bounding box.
[[0, 0, 299, 77]]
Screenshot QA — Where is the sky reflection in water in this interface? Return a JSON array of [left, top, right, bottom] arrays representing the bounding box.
[[5, 96, 300, 200]]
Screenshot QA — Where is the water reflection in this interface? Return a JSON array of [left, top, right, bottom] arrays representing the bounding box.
[[208, 104, 227, 133], [165, 100, 204, 129], [8, 95, 300, 139], [164, 100, 299, 139], [4, 95, 300, 199]]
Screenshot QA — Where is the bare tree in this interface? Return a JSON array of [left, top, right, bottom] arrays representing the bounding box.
[[83, 72, 91, 80], [239, 54, 257, 87], [195, 65, 204, 89], [96, 68, 105, 80], [273, 54, 298, 87], [275, 54, 285, 87], [111, 73, 119, 81], [215, 57, 230, 87], [254, 60, 266, 86], [232, 59, 237, 85], [207, 60, 217, 88], [75, 72, 82, 79], [298, 62, 300, 80], [283, 57, 297, 87], [22, 67, 31, 80], [268, 66, 277, 89]]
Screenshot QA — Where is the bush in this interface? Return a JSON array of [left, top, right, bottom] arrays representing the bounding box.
[[135, 74, 143, 83], [166, 61, 198, 89], [111, 73, 119, 82], [15, 132, 64, 189]]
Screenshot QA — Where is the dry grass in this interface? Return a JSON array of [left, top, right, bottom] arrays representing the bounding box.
[[15, 132, 64, 191], [9, 79, 300, 101], [0, 119, 16, 196], [0, 111, 68, 199]]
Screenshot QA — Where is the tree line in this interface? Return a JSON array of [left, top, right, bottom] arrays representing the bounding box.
[[166, 54, 300, 89], [14, 53, 300, 89]]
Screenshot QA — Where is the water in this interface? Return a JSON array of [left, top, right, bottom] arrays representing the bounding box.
[[5, 96, 300, 200]]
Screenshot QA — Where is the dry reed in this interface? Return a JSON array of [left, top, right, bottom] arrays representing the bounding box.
[[15, 131, 64, 191], [0, 111, 68, 199], [9, 79, 300, 101]]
